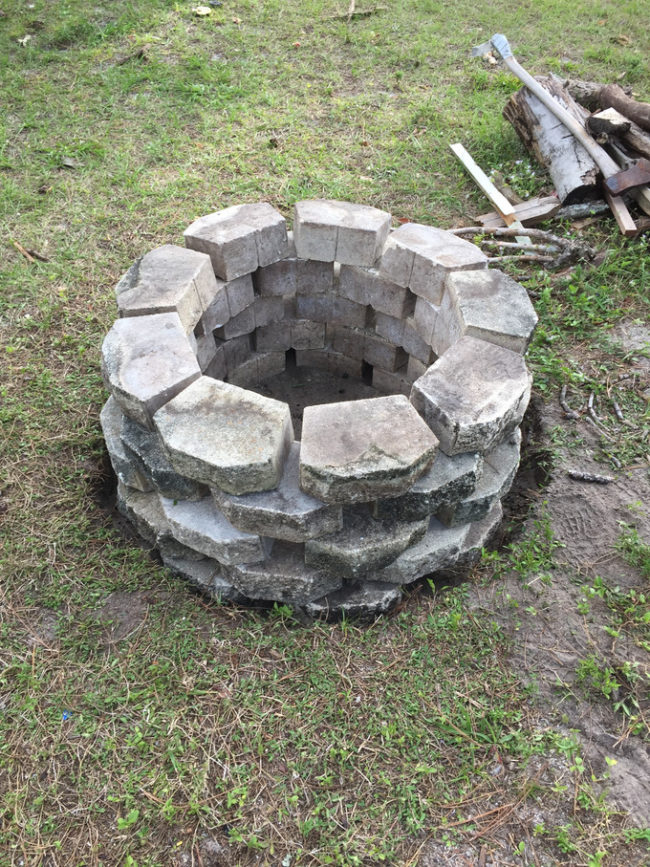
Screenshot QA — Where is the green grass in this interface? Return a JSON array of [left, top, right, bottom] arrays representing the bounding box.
[[1, 0, 650, 864]]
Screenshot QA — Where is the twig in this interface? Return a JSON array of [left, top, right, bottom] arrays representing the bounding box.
[[612, 400, 624, 421], [451, 225, 595, 269], [583, 415, 615, 442], [559, 385, 580, 419], [481, 240, 561, 253], [486, 254, 555, 264], [11, 239, 35, 263], [602, 452, 622, 469], [567, 470, 615, 484]]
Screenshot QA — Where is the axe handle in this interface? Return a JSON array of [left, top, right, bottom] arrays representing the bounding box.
[[501, 55, 621, 179]]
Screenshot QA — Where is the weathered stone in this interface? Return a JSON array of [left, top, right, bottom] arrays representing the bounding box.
[[102, 312, 201, 429], [221, 334, 253, 370], [445, 269, 539, 354], [371, 368, 411, 397], [410, 335, 532, 456], [303, 581, 402, 619], [255, 258, 335, 297], [291, 320, 326, 350], [304, 507, 429, 578], [199, 282, 230, 333], [213, 442, 343, 542], [184, 203, 288, 280], [204, 344, 227, 381], [214, 305, 255, 340], [375, 517, 470, 584], [295, 294, 368, 328], [455, 501, 503, 567], [161, 553, 247, 601], [300, 394, 438, 504], [228, 351, 285, 387], [194, 332, 219, 371], [380, 224, 487, 305], [413, 296, 439, 345], [115, 245, 217, 333], [255, 321, 291, 352], [430, 286, 463, 357], [224, 273, 255, 317], [402, 319, 434, 364], [374, 312, 405, 347], [294, 349, 364, 379], [406, 356, 428, 382], [225, 541, 342, 604], [339, 265, 416, 318], [372, 450, 483, 521], [253, 296, 287, 329], [327, 324, 366, 361], [293, 200, 391, 266], [363, 334, 408, 372], [160, 496, 268, 564], [100, 397, 153, 492], [154, 377, 293, 494], [121, 414, 207, 501], [157, 536, 207, 562], [116, 482, 167, 546]]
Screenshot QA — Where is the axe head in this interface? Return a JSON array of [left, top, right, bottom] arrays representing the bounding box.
[[604, 158, 650, 195], [471, 33, 513, 60]]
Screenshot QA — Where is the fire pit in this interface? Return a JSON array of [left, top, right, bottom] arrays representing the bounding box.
[[100, 200, 537, 617]]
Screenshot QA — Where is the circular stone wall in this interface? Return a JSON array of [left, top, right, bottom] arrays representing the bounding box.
[[100, 200, 537, 618]]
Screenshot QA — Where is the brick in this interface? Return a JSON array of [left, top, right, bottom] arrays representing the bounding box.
[[300, 394, 438, 504], [305, 506, 428, 579], [363, 334, 408, 372], [410, 335, 532, 456], [100, 397, 153, 492], [291, 320, 326, 350], [445, 269, 539, 354], [161, 496, 268, 564], [293, 200, 391, 266], [255, 322, 292, 352], [380, 223, 487, 304], [213, 442, 343, 542], [184, 202, 288, 280], [116, 245, 216, 333], [214, 305, 255, 340], [154, 376, 293, 494], [101, 312, 201, 429], [340, 265, 415, 318]]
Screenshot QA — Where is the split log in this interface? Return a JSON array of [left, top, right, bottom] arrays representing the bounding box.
[[503, 76, 600, 204], [563, 78, 633, 112], [587, 108, 631, 140], [620, 120, 650, 162], [596, 84, 650, 133]]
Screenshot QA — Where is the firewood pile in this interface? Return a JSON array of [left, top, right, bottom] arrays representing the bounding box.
[[450, 34, 650, 267]]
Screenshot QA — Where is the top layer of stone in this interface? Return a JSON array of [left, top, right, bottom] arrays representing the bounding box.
[[299, 394, 438, 504], [115, 245, 217, 333], [293, 200, 391, 266], [184, 202, 289, 281]]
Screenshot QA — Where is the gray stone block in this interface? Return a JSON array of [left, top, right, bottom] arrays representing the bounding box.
[[100, 397, 153, 492], [194, 332, 219, 371], [115, 245, 217, 333], [157, 536, 207, 562], [222, 334, 253, 370], [374, 312, 405, 347], [413, 296, 438, 345], [225, 274, 255, 317], [445, 269, 539, 354], [160, 496, 268, 564], [184, 203, 289, 280], [254, 296, 287, 329], [198, 282, 230, 334], [379, 224, 487, 304], [376, 517, 470, 584], [154, 376, 293, 494], [363, 334, 408, 372], [228, 351, 285, 387], [305, 507, 428, 579], [291, 320, 326, 350], [430, 286, 463, 357], [204, 344, 227, 381], [300, 394, 438, 504], [293, 200, 391, 266], [406, 356, 428, 382], [214, 305, 255, 340], [213, 442, 343, 542], [327, 324, 366, 361], [402, 319, 434, 364], [255, 322, 291, 352], [121, 414, 207, 501], [456, 501, 503, 566], [101, 312, 201, 429], [339, 265, 416, 318], [372, 450, 483, 521], [161, 553, 246, 602], [303, 581, 402, 619], [255, 258, 335, 297], [116, 482, 168, 546], [371, 368, 411, 396], [225, 541, 342, 604], [410, 336, 532, 456]]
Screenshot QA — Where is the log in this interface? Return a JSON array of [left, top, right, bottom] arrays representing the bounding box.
[[563, 78, 633, 112], [623, 121, 650, 161], [598, 84, 650, 133], [587, 108, 631, 140], [503, 76, 600, 204]]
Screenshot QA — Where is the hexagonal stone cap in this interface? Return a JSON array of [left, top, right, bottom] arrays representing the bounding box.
[[115, 245, 217, 333], [299, 394, 438, 504], [101, 312, 201, 429], [445, 269, 538, 354], [293, 200, 391, 266], [379, 223, 488, 305], [410, 335, 532, 456], [184, 202, 288, 281], [153, 376, 293, 494]]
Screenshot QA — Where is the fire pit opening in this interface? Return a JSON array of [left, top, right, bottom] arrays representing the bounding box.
[[100, 200, 538, 618]]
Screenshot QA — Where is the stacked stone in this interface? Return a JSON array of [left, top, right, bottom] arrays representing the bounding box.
[[101, 200, 537, 617]]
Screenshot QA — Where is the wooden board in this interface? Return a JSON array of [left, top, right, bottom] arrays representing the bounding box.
[[475, 195, 561, 228]]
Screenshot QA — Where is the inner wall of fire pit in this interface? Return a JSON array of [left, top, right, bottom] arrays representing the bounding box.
[[100, 200, 538, 618]]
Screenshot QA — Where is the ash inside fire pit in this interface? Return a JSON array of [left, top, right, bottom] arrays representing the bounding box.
[[100, 200, 538, 618]]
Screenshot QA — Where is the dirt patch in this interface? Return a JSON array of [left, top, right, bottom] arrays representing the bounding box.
[[89, 590, 149, 643]]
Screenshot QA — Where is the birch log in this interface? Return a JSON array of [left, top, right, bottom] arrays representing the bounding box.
[[503, 76, 600, 204]]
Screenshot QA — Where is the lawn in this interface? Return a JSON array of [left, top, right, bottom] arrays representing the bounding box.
[[0, 1, 649, 864]]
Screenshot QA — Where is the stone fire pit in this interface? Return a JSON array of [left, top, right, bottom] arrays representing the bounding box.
[[100, 200, 537, 617]]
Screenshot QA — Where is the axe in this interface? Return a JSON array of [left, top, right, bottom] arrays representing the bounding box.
[[473, 34, 650, 231]]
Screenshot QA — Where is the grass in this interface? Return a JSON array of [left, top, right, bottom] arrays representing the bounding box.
[[1, 0, 650, 864]]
